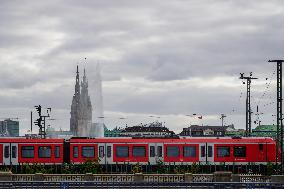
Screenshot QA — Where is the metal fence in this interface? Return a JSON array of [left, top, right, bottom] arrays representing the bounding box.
[[10, 173, 273, 183], [7, 163, 277, 175], [0, 181, 284, 189]]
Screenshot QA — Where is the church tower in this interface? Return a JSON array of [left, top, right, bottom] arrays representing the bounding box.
[[70, 66, 93, 137], [70, 65, 80, 136], [77, 69, 93, 136]]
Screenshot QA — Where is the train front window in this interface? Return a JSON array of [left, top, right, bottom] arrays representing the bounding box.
[[183, 146, 196, 157], [217, 147, 230, 157], [133, 146, 146, 157], [73, 146, 78, 158], [21, 146, 34, 158], [82, 146, 95, 158], [166, 146, 179, 157], [39, 146, 51, 158], [234, 146, 246, 157], [116, 146, 129, 158]]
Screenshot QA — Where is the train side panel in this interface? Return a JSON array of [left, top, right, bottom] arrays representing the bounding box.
[[69, 143, 98, 164], [18, 142, 64, 164]]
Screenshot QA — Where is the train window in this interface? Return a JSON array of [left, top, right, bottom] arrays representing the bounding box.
[[133, 146, 146, 157], [259, 144, 264, 151], [107, 146, 112, 158], [183, 146, 196, 157], [55, 146, 60, 158], [166, 146, 179, 157], [4, 146, 9, 158], [21, 146, 34, 158], [217, 147, 230, 157], [73, 146, 79, 158], [82, 146, 95, 158], [201, 146, 205, 157], [12, 146, 17, 158], [208, 146, 213, 157], [99, 146, 104, 158], [116, 146, 129, 158], [234, 146, 246, 157], [150, 146, 155, 157], [39, 146, 52, 158], [157, 146, 162, 157]]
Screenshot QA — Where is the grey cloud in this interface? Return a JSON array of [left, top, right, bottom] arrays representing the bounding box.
[[0, 0, 283, 132]]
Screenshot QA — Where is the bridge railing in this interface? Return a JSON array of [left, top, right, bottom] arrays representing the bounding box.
[[239, 174, 271, 183], [0, 181, 284, 189], [0, 171, 282, 183]]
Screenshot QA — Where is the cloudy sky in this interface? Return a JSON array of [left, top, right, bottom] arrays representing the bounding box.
[[0, 0, 284, 135]]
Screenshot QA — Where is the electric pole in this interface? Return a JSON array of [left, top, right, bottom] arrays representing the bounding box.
[[240, 72, 258, 137], [268, 59, 284, 174], [220, 114, 226, 127]]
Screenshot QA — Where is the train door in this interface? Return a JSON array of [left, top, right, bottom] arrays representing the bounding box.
[[105, 144, 113, 164], [149, 143, 156, 164], [199, 143, 206, 163], [3, 143, 18, 165], [98, 143, 105, 164], [199, 143, 214, 164], [149, 143, 163, 165], [156, 143, 163, 163], [207, 143, 214, 163]]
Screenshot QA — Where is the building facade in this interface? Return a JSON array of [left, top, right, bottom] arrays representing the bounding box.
[[179, 124, 236, 137], [120, 122, 176, 137], [70, 66, 92, 137], [0, 119, 19, 137]]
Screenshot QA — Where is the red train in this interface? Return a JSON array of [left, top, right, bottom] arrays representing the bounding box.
[[0, 137, 277, 166]]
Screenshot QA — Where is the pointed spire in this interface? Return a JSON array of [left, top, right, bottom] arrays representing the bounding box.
[[83, 68, 86, 82], [76, 65, 80, 83], [75, 65, 80, 97]]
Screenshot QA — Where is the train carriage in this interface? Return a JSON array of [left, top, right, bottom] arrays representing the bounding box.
[[69, 137, 277, 165], [0, 137, 277, 166], [0, 138, 64, 165]]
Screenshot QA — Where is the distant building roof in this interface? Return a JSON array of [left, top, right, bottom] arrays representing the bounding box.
[[180, 124, 237, 137], [253, 125, 277, 132], [252, 125, 277, 138], [120, 122, 176, 137], [182, 124, 235, 132]]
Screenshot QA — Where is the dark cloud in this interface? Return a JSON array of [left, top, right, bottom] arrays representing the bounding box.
[[0, 0, 283, 133]]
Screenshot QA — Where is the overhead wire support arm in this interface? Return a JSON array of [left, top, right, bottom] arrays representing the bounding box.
[[239, 72, 258, 137]]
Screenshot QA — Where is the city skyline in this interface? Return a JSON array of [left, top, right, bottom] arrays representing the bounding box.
[[1, 1, 284, 135]]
